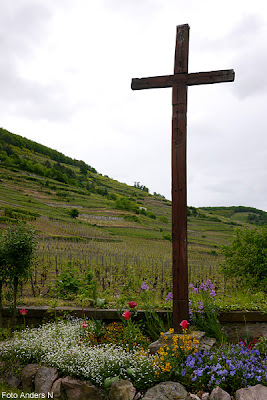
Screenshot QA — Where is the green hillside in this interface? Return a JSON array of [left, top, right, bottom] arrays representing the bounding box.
[[0, 127, 266, 309]]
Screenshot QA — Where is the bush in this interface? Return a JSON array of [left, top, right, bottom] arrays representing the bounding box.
[[162, 233, 172, 242], [221, 226, 267, 292], [147, 212, 156, 220], [159, 216, 168, 224], [70, 208, 79, 219], [0, 224, 36, 327], [52, 262, 97, 301], [114, 197, 138, 213]]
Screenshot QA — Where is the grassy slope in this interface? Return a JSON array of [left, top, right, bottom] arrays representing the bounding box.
[[0, 128, 266, 308]]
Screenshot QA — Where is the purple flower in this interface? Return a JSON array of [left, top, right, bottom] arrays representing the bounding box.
[[141, 281, 149, 291], [165, 292, 173, 302]]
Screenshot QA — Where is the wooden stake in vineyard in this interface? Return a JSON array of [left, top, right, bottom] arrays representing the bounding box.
[[131, 24, 235, 332]]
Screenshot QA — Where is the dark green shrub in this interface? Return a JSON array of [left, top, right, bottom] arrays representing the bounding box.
[[159, 216, 168, 224], [70, 208, 79, 219], [221, 226, 267, 292], [147, 212, 156, 220], [162, 233, 172, 242], [0, 224, 36, 327]]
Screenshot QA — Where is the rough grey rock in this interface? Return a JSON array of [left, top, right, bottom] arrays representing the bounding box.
[[148, 331, 212, 355], [51, 378, 65, 399], [5, 371, 21, 389], [210, 386, 231, 400], [198, 337, 217, 352], [235, 384, 267, 400], [0, 361, 21, 388], [21, 363, 40, 391], [142, 381, 191, 400], [109, 379, 136, 400], [189, 394, 201, 400], [62, 376, 107, 400], [201, 394, 210, 400], [34, 366, 58, 396]]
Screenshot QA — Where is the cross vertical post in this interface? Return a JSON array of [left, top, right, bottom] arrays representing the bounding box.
[[172, 24, 190, 330], [131, 24, 234, 332]]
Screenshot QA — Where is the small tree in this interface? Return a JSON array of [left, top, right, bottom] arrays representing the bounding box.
[[1, 224, 37, 327], [70, 208, 79, 219], [0, 243, 7, 328], [221, 226, 267, 293]]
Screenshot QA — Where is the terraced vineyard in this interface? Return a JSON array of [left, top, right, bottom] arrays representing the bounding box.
[[0, 127, 266, 308]]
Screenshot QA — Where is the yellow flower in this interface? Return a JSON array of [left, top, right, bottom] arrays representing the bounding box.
[[169, 328, 174, 334]]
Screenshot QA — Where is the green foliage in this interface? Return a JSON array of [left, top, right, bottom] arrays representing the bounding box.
[[134, 181, 149, 193], [255, 336, 267, 358], [123, 215, 141, 223], [162, 233, 172, 242], [147, 212, 156, 220], [201, 206, 267, 225], [70, 208, 79, 219], [189, 280, 226, 343], [1, 224, 37, 283], [52, 262, 97, 301], [114, 197, 139, 213], [0, 127, 97, 173], [153, 192, 165, 198], [159, 216, 168, 224], [0, 224, 36, 327], [221, 226, 267, 292]]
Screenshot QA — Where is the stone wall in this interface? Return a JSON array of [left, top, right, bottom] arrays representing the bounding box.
[[1, 307, 267, 342]]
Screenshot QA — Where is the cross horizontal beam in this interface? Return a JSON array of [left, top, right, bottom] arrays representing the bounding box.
[[131, 69, 235, 90]]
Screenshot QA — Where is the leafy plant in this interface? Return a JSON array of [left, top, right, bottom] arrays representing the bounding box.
[[70, 208, 79, 219], [52, 262, 98, 302], [0, 224, 36, 328], [255, 336, 267, 358], [221, 226, 267, 292], [189, 280, 226, 343]]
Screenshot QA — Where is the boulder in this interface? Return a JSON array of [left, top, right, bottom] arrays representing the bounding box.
[[34, 366, 58, 396], [142, 381, 191, 400], [189, 394, 201, 400], [0, 361, 21, 388], [5, 371, 21, 389], [210, 386, 231, 400], [62, 376, 107, 400], [21, 363, 40, 391], [235, 384, 267, 400], [109, 379, 136, 400], [51, 378, 65, 399]]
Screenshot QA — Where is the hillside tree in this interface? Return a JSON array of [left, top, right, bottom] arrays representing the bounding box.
[[221, 226, 267, 293], [1, 224, 37, 327]]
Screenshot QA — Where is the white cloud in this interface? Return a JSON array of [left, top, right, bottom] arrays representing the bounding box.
[[0, 0, 266, 211]]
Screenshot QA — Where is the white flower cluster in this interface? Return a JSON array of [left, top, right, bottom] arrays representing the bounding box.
[[0, 319, 158, 388]]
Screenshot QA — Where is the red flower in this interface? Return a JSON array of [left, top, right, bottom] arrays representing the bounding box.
[[128, 301, 137, 309], [180, 320, 189, 330], [19, 308, 28, 316], [82, 321, 88, 328], [122, 310, 131, 320]]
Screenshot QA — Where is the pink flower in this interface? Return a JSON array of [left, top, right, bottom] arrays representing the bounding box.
[[19, 308, 28, 316], [128, 301, 137, 309], [180, 320, 189, 330], [82, 321, 88, 328], [122, 310, 131, 320]]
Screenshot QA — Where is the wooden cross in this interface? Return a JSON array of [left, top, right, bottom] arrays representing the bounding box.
[[131, 24, 235, 332]]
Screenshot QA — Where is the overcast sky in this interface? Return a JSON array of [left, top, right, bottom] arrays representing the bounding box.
[[0, 0, 266, 211]]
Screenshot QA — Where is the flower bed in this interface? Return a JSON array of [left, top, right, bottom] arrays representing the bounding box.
[[0, 318, 266, 396]]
